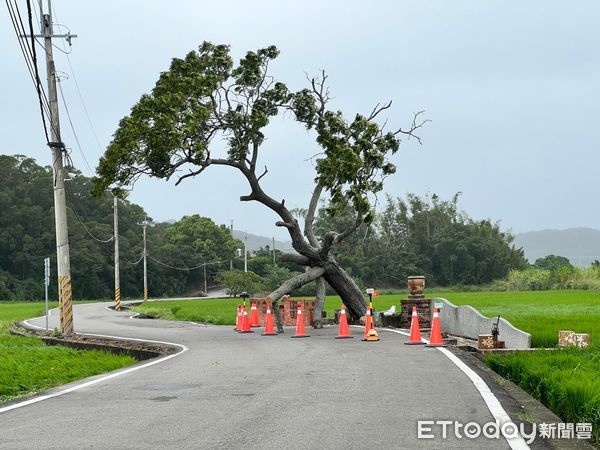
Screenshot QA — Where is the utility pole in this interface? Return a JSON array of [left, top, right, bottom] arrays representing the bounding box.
[[142, 220, 148, 302], [244, 233, 248, 273], [203, 262, 207, 295], [29, 2, 78, 335], [272, 236, 276, 265], [230, 220, 233, 271], [113, 196, 120, 311]]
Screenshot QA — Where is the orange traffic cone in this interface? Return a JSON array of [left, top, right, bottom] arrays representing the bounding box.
[[234, 305, 241, 331], [261, 304, 277, 336], [239, 307, 253, 333], [335, 305, 353, 339], [404, 306, 425, 345], [249, 302, 260, 327], [362, 307, 373, 340], [426, 308, 446, 347], [291, 302, 310, 338]]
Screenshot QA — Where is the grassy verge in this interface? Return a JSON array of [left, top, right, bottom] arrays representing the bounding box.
[[0, 302, 136, 403]]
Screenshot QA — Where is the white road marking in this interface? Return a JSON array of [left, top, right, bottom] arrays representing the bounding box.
[[1, 317, 188, 415], [363, 326, 530, 450]]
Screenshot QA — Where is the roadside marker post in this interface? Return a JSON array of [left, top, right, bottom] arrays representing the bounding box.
[[364, 288, 380, 342]]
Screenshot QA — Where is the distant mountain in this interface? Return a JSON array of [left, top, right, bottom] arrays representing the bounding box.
[[233, 230, 294, 253], [514, 228, 600, 266]]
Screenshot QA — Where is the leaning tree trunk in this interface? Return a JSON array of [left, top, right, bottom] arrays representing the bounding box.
[[312, 277, 326, 329], [322, 260, 367, 321]]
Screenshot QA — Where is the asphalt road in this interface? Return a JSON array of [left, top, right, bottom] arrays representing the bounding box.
[[0, 302, 523, 449]]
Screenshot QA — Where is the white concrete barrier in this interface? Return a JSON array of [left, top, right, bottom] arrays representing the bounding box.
[[432, 298, 531, 349]]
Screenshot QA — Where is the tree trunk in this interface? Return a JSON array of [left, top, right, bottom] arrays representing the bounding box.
[[322, 261, 367, 320], [313, 277, 325, 329]]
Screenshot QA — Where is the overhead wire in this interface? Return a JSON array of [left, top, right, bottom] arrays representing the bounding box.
[[148, 255, 235, 271], [57, 79, 94, 175], [5, 0, 51, 142], [69, 201, 114, 244]]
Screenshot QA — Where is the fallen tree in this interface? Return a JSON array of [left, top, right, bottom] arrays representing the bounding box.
[[93, 42, 425, 330]]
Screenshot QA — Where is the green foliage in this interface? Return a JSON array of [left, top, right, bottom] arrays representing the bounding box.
[[0, 155, 239, 301], [313, 193, 526, 288], [93, 41, 408, 224], [495, 263, 600, 293], [534, 254, 574, 271], [216, 270, 261, 297], [0, 302, 134, 402]]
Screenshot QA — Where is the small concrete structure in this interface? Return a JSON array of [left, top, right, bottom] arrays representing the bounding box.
[[433, 298, 531, 349], [559, 330, 590, 348]]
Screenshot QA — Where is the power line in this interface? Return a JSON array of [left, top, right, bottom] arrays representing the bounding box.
[[5, 0, 51, 142], [147, 255, 234, 272], [51, 4, 103, 152], [57, 79, 94, 176], [125, 253, 144, 265], [69, 201, 114, 243], [148, 255, 206, 271]]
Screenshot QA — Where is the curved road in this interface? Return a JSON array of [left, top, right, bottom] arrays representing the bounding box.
[[0, 302, 526, 449]]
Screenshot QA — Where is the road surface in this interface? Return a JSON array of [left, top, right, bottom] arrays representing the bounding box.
[[0, 302, 527, 449]]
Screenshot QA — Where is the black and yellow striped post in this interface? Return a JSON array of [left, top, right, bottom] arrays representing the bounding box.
[[59, 275, 74, 335], [115, 287, 121, 311], [365, 288, 380, 341], [143, 287, 148, 302]]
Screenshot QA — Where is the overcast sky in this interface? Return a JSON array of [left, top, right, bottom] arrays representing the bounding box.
[[3, 1, 599, 240]]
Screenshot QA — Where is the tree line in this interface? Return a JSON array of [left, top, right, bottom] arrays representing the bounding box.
[[0, 155, 527, 301]]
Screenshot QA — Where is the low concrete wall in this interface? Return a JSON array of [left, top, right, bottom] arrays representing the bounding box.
[[432, 298, 531, 349]]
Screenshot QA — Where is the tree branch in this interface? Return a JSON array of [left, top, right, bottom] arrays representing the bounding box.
[[367, 100, 393, 121], [237, 163, 319, 259], [393, 110, 430, 145], [304, 182, 322, 247], [281, 253, 310, 266], [266, 266, 325, 306], [174, 157, 240, 186], [275, 221, 294, 229], [319, 214, 364, 258]]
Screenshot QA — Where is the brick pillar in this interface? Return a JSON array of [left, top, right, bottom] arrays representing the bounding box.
[[400, 298, 432, 328]]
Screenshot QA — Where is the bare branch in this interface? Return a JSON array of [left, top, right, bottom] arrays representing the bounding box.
[[250, 141, 259, 169], [174, 157, 240, 186], [319, 213, 364, 258], [304, 183, 322, 247], [281, 253, 311, 266], [266, 266, 325, 306], [336, 214, 364, 243], [367, 100, 393, 121], [393, 110, 430, 145], [256, 165, 268, 182], [275, 221, 294, 229]]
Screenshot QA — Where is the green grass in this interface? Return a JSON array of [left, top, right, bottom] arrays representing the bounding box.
[[485, 349, 600, 443], [0, 302, 136, 403]]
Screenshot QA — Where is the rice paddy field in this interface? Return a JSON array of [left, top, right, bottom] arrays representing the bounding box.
[[0, 302, 135, 403], [135, 290, 600, 441]]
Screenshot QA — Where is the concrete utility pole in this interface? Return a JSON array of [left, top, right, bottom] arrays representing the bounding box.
[[142, 220, 148, 301], [113, 196, 120, 311], [230, 220, 233, 271], [272, 236, 276, 265], [38, 1, 76, 335], [203, 262, 207, 295], [244, 233, 248, 273]]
